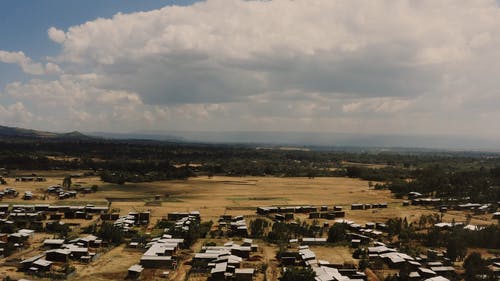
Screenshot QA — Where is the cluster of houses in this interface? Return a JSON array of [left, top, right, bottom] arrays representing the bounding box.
[[127, 211, 201, 278], [281, 244, 367, 281], [46, 185, 77, 200], [15, 177, 46, 182], [350, 203, 388, 210], [218, 215, 248, 236], [137, 234, 184, 270], [408, 192, 499, 216], [334, 219, 387, 243], [111, 211, 150, 232], [257, 205, 346, 221], [367, 244, 458, 281], [0, 229, 35, 255], [433, 221, 490, 231], [0, 204, 108, 231], [1, 184, 98, 201], [19, 234, 105, 276], [0, 187, 19, 198], [166, 211, 200, 233], [193, 239, 257, 281]]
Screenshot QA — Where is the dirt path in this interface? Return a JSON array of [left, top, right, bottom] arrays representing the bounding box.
[[365, 268, 381, 281], [72, 245, 142, 281], [261, 242, 279, 281]]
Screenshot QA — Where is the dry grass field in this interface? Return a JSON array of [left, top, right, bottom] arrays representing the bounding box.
[[2, 174, 492, 226]]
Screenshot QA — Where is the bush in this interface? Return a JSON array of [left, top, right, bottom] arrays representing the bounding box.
[[279, 267, 316, 281]]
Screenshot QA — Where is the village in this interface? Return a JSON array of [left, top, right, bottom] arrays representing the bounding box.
[[0, 172, 497, 281]]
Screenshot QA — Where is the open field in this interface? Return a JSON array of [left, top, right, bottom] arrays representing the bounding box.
[[2, 174, 493, 226]]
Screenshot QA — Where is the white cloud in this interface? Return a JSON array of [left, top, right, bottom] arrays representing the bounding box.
[[0, 50, 45, 75], [48, 27, 66, 44], [342, 98, 412, 114], [2, 0, 500, 137], [0, 102, 34, 125], [0, 50, 61, 75]]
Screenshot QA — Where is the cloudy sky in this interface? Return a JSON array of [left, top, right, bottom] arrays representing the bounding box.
[[1, 0, 500, 139]]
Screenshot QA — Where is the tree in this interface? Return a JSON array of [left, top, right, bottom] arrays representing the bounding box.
[[250, 218, 269, 238], [327, 223, 347, 243], [98, 222, 124, 245], [446, 234, 467, 261], [62, 176, 72, 189], [464, 252, 485, 280], [279, 267, 316, 281], [267, 222, 290, 244]]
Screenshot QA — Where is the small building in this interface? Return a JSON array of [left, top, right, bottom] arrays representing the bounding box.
[[235, 268, 255, 281], [351, 239, 361, 248], [351, 204, 364, 210], [128, 264, 144, 279], [140, 256, 173, 268], [20, 254, 45, 271], [43, 239, 65, 249], [31, 259, 52, 272], [22, 192, 33, 200], [493, 212, 500, 220], [45, 249, 70, 262]]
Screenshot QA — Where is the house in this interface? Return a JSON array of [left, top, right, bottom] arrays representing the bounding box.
[[138, 211, 150, 225], [30, 259, 52, 272], [43, 239, 65, 249], [301, 238, 327, 246], [128, 264, 144, 278], [62, 245, 89, 259], [45, 249, 70, 262], [78, 235, 101, 248], [140, 255, 173, 268], [408, 271, 421, 280], [424, 276, 450, 281], [235, 268, 254, 281], [22, 192, 33, 200], [351, 239, 361, 248], [8, 230, 32, 243], [419, 267, 437, 278], [34, 204, 50, 211], [210, 262, 227, 280], [20, 254, 45, 271], [351, 204, 364, 210], [231, 245, 251, 258], [430, 266, 456, 278]]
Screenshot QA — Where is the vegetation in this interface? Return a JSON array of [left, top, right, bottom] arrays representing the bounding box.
[[327, 223, 347, 243], [97, 222, 124, 245], [279, 267, 316, 281], [267, 220, 320, 244], [1, 136, 500, 193], [249, 218, 270, 238]]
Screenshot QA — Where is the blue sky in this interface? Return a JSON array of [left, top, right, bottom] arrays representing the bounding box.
[[0, 0, 198, 85], [1, 0, 500, 143]]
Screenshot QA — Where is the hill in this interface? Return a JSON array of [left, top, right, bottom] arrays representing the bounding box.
[[0, 125, 94, 140]]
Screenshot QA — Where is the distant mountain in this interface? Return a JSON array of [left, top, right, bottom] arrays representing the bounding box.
[[2, 125, 500, 151], [0, 125, 95, 140], [89, 131, 185, 142], [91, 130, 500, 151]]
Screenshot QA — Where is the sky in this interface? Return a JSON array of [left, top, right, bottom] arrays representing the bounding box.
[[1, 0, 500, 141]]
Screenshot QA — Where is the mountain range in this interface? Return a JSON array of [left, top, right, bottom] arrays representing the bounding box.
[[0, 125, 92, 140], [2, 124, 500, 151]]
